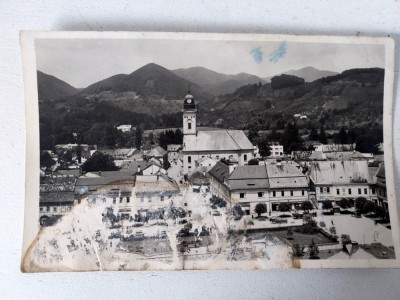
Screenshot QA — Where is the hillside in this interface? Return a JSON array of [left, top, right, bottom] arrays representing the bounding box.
[[81, 63, 210, 100], [37, 71, 79, 100], [264, 67, 338, 83], [172, 66, 265, 95], [207, 68, 384, 129]]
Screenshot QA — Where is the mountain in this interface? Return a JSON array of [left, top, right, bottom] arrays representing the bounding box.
[[208, 68, 384, 129], [264, 67, 338, 83], [37, 71, 79, 100], [81, 63, 209, 100], [172, 67, 266, 95]]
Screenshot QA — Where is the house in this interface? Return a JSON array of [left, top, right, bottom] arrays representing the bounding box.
[[182, 92, 254, 174], [97, 148, 135, 160], [269, 143, 284, 157], [209, 162, 310, 215], [209, 161, 231, 201], [315, 143, 356, 152], [375, 163, 388, 211], [187, 166, 210, 186], [39, 176, 77, 225], [308, 160, 373, 208], [167, 144, 182, 161], [116, 124, 132, 132], [74, 173, 136, 210], [266, 164, 309, 212], [195, 156, 216, 169], [228, 165, 270, 215], [134, 174, 181, 215]]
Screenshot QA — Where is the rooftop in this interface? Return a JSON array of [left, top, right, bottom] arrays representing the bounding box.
[[183, 130, 254, 152]]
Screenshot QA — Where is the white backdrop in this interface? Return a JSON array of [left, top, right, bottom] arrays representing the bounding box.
[[1, 1, 400, 299]]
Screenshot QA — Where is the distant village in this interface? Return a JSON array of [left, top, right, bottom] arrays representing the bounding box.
[[39, 92, 393, 260]]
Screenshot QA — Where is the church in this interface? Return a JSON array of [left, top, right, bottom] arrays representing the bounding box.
[[181, 92, 255, 174]]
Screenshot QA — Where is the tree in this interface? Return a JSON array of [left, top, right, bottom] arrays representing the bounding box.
[[162, 153, 170, 170], [374, 205, 387, 219], [219, 157, 229, 166], [281, 122, 301, 153], [308, 239, 319, 259], [135, 124, 143, 150], [338, 126, 348, 144], [318, 124, 327, 144], [232, 205, 245, 220], [337, 198, 351, 209], [322, 200, 333, 210], [82, 152, 119, 172], [271, 74, 305, 89], [329, 226, 337, 237], [301, 201, 313, 211], [363, 201, 375, 214], [309, 126, 319, 141], [247, 124, 259, 143], [257, 136, 271, 157], [248, 158, 259, 165], [40, 151, 55, 169], [254, 203, 267, 217], [355, 197, 367, 211]]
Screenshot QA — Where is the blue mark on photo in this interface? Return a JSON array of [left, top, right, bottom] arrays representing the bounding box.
[[250, 47, 263, 64], [269, 41, 287, 63]]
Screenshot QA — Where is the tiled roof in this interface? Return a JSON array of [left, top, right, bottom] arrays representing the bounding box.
[[268, 177, 308, 189], [149, 146, 167, 157], [135, 174, 179, 194], [266, 164, 303, 178], [309, 160, 370, 185], [229, 179, 269, 190], [376, 163, 385, 179], [208, 161, 229, 183], [183, 130, 253, 152], [40, 191, 75, 204], [229, 165, 267, 180]]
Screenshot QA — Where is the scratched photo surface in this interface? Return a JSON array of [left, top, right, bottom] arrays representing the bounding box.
[[21, 33, 399, 272]]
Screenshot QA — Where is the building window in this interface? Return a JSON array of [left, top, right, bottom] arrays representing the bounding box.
[[161, 196, 164, 201], [120, 197, 123, 203], [273, 191, 276, 197], [290, 191, 293, 197], [327, 187, 330, 193], [240, 193, 245, 198], [188, 122, 192, 130], [188, 156, 191, 163], [258, 192, 263, 198], [184, 203, 188, 206], [302, 190, 305, 196], [244, 154, 247, 162], [364, 188, 368, 195], [281, 191, 284, 197], [348, 188, 352, 195], [358, 188, 361, 195], [372, 188, 376, 194], [47, 206, 50, 212], [320, 187, 323, 193], [113, 197, 116, 204], [337, 189, 340, 195], [53, 207, 57, 212], [127, 197, 130, 203]]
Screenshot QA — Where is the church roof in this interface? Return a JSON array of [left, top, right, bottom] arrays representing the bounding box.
[[183, 130, 253, 152]]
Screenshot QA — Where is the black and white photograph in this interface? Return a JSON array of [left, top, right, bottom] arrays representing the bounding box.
[[21, 32, 399, 271]]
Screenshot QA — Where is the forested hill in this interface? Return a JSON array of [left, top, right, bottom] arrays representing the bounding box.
[[37, 71, 79, 100], [207, 68, 384, 130]]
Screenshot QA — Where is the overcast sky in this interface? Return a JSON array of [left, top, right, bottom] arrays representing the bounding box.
[[35, 38, 384, 88]]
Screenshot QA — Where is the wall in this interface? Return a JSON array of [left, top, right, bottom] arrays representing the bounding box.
[[1, 1, 400, 299]]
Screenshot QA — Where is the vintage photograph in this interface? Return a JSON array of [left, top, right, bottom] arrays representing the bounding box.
[[21, 32, 399, 271]]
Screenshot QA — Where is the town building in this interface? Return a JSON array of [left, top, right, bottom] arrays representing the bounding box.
[[167, 144, 182, 161], [375, 163, 388, 211], [269, 143, 284, 157], [209, 161, 231, 201], [308, 160, 374, 208], [182, 93, 254, 174], [195, 156, 217, 169], [116, 124, 132, 132]]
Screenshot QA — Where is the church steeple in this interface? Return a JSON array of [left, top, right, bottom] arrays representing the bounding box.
[[182, 91, 197, 135]]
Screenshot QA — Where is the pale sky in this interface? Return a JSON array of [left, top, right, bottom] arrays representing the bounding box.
[[35, 38, 385, 88]]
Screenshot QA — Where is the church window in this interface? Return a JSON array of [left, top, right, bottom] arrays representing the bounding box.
[[188, 122, 192, 130]]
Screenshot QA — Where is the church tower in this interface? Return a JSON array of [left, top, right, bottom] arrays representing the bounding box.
[[182, 92, 197, 135]]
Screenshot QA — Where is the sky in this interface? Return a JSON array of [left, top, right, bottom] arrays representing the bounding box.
[[35, 38, 385, 88]]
